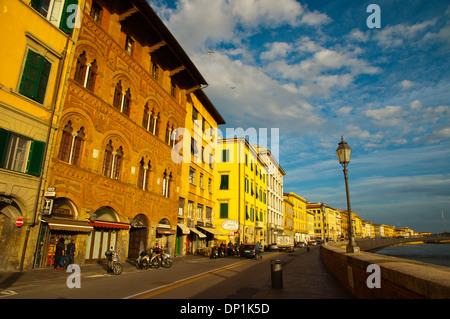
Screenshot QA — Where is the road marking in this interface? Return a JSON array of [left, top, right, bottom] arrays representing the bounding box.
[[123, 259, 254, 299], [124, 252, 284, 299]]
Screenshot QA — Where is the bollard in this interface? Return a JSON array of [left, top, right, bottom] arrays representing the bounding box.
[[271, 260, 282, 289]]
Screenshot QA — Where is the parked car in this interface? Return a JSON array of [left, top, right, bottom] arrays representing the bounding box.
[[268, 244, 278, 251], [240, 244, 256, 258]]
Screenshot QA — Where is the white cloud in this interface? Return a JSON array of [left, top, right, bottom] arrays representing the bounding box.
[[300, 10, 332, 26], [260, 42, 292, 60], [374, 19, 438, 48], [398, 80, 415, 90], [364, 105, 403, 126]]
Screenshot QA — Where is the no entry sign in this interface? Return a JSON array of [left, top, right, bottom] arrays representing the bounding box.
[[15, 218, 24, 227]]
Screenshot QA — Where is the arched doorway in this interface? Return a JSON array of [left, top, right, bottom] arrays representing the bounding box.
[[128, 214, 149, 259], [0, 197, 23, 270], [85, 206, 129, 263], [156, 218, 175, 250]]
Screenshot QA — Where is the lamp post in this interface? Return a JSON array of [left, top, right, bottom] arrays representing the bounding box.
[[321, 202, 327, 245], [336, 137, 359, 253]]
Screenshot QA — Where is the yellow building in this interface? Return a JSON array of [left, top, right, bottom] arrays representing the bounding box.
[[176, 89, 225, 255], [284, 192, 308, 243], [214, 138, 268, 246], [0, 0, 82, 270]]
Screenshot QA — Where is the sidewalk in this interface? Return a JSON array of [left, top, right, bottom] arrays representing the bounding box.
[[257, 245, 354, 299], [0, 254, 200, 292], [0, 247, 353, 299]]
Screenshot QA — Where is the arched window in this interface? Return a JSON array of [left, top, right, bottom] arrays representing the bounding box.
[[162, 170, 172, 198], [102, 141, 123, 180], [137, 158, 150, 190], [72, 127, 85, 166], [113, 80, 131, 116], [74, 52, 97, 92], [165, 122, 172, 145], [86, 59, 97, 91], [113, 81, 122, 109], [74, 52, 87, 85], [142, 104, 150, 129], [58, 121, 73, 162], [58, 122, 85, 166]]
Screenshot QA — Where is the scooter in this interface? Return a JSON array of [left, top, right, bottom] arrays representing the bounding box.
[[210, 246, 219, 259], [105, 249, 123, 275], [159, 249, 173, 268], [136, 249, 151, 269]]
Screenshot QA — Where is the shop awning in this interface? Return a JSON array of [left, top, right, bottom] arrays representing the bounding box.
[[157, 228, 176, 235], [89, 221, 130, 230], [177, 223, 190, 235], [189, 227, 207, 238], [42, 218, 93, 232], [197, 226, 227, 237]]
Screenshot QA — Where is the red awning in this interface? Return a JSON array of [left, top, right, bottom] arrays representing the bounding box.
[[89, 221, 130, 230]]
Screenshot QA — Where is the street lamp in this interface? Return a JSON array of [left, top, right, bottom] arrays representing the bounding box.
[[321, 202, 327, 245], [336, 137, 359, 253]]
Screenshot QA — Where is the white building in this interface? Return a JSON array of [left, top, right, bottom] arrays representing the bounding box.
[[256, 146, 285, 244]]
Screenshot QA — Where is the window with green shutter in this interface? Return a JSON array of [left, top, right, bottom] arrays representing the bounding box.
[[0, 128, 45, 176], [220, 174, 229, 190], [222, 149, 229, 162], [26, 140, 46, 176], [220, 203, 228, 219], [19, 50, 51, 104]]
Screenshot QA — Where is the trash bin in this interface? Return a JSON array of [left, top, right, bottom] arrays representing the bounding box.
[[271, 260, 282, 289]]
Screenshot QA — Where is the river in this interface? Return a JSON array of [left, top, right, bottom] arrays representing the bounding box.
[[375, 243, 450, 267]]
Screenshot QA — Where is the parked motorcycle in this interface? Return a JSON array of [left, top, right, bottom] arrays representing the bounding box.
[[136, 249, 151, 269], [159, 249, 173, 268], [152, 247, 172, 268], [210, 246, 219, 259], [105, 248, 123, 275]]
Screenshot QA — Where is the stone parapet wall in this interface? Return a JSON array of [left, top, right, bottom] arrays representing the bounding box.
[[321, 244, 450, 299]]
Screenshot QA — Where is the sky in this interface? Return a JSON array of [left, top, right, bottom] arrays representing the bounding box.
[[147, 0, 450, 234]]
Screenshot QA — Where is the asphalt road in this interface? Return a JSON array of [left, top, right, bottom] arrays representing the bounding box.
[[2, 251, 289, 299]]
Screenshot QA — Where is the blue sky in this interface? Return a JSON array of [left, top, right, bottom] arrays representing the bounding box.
[[148, 0, 450, 234]]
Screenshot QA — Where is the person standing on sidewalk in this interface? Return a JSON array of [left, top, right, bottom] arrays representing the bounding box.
[[54, 238, 65, 270], [67, 239, 76, 265]]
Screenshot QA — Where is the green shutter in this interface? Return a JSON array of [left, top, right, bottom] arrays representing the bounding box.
[[19, 50, 42, 99], [26, 140, 46, 176], [19, 50, 51, 103], [220, 174, 229, 189], [0, 128, 11, 167], [222, 149, 228, 162], [35, 58, 51, 104], [59, 0, 79, 34], [220, 203, 228, 219]]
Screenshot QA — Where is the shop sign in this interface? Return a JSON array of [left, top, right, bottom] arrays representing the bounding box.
[[221, 220, 239, 231]]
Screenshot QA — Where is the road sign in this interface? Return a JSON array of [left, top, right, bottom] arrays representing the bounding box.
[[15, 218, 24, 227]]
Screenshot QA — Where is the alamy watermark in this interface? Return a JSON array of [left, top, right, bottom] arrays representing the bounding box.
[[366, 264, 381, 289], [66, 264, 81, 289], [366, 4, 381, 29]]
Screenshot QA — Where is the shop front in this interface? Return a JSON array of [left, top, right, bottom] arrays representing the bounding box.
[[34, 198, 92, 268], [85, 206, 130, 263], [155, 218, 176, 253]]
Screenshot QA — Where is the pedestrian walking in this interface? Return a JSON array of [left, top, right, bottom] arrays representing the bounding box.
[[54, 238, 65, 270], [67, 239, 76, 265]]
